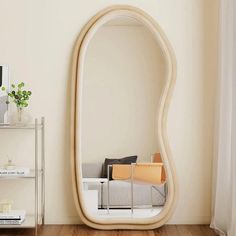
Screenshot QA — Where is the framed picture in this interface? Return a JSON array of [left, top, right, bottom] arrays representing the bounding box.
[[0, 65, 9, 124]]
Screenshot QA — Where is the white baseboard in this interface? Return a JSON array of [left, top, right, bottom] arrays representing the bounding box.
[[45, 215, 211, 225], [168, 215, 211, 225]]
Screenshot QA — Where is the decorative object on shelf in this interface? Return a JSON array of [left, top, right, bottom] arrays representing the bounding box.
[[9, 109, 32, 126], [0, 65, 9, 125], [3, 158, 16, 170], [0, 200, 13, 213], [1, 82, 32, 126]]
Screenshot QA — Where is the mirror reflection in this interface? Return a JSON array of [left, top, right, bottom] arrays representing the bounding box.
[[81, 16, 167, 219]]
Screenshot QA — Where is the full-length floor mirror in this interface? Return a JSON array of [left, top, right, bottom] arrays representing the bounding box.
[[71, 5, 177, 229]]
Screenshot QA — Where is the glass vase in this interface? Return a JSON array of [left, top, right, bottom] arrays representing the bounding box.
[[9, 107, 32, 126]]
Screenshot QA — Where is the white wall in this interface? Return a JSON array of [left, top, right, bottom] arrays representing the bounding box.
[[0, 0, 218, 224], [81, 23, 165, 163]]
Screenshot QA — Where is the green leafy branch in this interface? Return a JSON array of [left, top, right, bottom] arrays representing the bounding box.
[[1, 82, 32, 108]]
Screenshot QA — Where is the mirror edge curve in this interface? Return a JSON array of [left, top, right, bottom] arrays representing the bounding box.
[[70, 5, 178, 230]]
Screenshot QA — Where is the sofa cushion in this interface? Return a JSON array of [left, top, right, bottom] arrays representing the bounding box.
[[85, 180, 166, 207], [102, 180, 166, 207]]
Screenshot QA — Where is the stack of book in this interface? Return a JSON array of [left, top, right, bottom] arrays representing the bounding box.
[[0, 167, 30, 177], [0, 210, 26, 225]]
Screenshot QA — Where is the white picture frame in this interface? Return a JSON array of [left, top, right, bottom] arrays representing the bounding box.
[[0, 65, 9, 124]]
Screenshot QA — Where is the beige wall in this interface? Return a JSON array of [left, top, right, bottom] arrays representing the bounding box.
[[82, 23, 165, 164], [0, 0, 218, 224]]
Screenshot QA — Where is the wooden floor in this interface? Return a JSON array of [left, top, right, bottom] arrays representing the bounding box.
[[0, 225, 217, 236]]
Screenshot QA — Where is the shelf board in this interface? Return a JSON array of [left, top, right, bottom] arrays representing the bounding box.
[[0, 124, 42, 130], [0, 169, 43, 180]]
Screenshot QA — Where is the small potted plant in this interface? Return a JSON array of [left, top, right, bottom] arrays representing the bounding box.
[[1, 82, 32, 125]]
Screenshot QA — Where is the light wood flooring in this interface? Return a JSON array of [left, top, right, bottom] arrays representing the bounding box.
[[0, 225, 217, 236]]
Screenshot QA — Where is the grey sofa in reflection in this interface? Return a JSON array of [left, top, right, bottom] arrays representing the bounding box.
[[82, 163, 166, 208]]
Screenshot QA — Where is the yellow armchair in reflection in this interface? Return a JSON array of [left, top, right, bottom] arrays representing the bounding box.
[[152, 152, 166, 183], [108, 153, 166, 214]]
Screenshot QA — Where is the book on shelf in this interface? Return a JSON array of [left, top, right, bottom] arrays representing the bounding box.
[[0, 210, 26, 225], [0, 210, 26, 219], [0, 218, 25, 225], [0, 167, 30, 176]]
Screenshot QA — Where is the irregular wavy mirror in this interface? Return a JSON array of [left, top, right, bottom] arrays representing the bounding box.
[[71, 6, 177, 229]]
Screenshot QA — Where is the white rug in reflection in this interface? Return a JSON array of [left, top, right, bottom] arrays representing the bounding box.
[[91, 207, 163, 219]]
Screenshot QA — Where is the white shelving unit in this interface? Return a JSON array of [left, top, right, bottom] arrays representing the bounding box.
[[0, 117, 45, 236]]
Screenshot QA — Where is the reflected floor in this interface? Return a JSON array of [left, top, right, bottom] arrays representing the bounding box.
[[92, 207, 163, 219]]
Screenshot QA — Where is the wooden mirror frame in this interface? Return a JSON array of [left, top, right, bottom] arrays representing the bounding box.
[[70, 5, 178, 229]]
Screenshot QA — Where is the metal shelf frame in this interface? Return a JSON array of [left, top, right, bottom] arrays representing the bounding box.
[[0, 117, 45, 236]]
